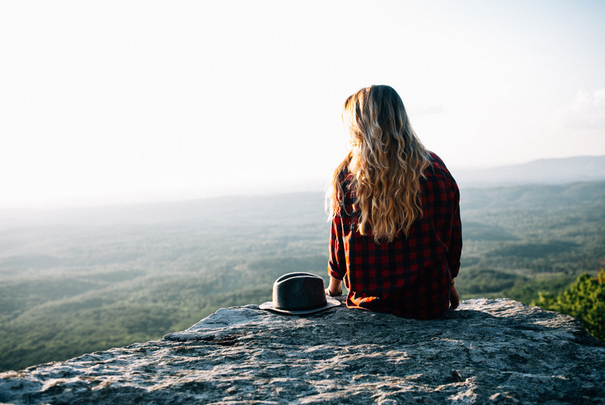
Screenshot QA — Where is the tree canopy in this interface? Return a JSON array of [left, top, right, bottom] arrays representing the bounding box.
[[535, 266, 605, 342]]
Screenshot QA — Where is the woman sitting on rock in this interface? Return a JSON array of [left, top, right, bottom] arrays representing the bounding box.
[[326, 85, 462, 319]]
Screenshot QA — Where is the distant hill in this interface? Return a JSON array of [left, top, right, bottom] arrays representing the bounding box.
[[454, 155, 605, 188], [460, 181, 605, 211]]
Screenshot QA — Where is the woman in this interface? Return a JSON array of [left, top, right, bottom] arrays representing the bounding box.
[[326, 85, 462, 319]]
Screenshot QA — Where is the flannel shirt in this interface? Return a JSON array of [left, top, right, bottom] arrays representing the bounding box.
[[328, 152, 462, 319]]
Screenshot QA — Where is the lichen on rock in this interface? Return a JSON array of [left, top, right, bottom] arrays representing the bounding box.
[[1, 298, 604, 404]]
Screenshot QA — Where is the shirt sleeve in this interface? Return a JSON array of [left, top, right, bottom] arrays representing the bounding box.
[[447, 185, 462, 279], [328, 215, 346, 280]]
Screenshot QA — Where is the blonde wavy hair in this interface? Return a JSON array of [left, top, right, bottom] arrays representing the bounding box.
[[329, 85, 431, 243]]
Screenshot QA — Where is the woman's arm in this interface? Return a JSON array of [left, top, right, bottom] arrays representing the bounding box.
[[326, 276, 342, 296], [450, 283, 459, 309], [327, 212, 346, 296]]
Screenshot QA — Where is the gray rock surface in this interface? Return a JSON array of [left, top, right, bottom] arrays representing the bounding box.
[[1, 298, 604, 404]]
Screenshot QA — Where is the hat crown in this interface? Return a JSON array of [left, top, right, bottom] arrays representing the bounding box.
[[273, 272, 327, 311]]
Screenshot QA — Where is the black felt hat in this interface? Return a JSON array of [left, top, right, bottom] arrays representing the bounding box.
[[259, 272, 341, 315]]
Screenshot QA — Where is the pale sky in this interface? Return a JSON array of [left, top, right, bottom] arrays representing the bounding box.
[[1, 0, 604, 208]]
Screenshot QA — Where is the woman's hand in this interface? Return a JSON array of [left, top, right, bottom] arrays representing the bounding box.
[[450, 283, 459, 310], [326, 276, 343, 296]]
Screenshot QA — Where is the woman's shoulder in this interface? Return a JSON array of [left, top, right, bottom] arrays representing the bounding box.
[[426, 152, 450, 174], [428, 151, 446, 168], [425, 152, 459, 187], [337, 167, 355, 189]]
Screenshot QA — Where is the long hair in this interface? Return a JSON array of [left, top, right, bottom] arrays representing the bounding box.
[[329, 85, 431, 243]]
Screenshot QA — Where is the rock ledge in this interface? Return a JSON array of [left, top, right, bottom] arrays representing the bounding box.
[[1, 298, 604, 404]]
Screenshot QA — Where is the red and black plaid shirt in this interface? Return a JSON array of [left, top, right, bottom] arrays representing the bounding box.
[[328, 152, 462, 319]]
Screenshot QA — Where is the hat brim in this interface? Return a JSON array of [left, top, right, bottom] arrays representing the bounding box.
[[259, 296, 341, 315]]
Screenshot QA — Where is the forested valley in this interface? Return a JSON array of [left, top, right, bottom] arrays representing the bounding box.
[[1, 181, 604, 372]]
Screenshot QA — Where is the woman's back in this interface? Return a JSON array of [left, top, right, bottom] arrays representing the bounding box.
[[328, 152, 461, 319]]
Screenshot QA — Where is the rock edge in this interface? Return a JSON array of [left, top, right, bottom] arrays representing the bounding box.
[[1, 298, 604, 404]]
